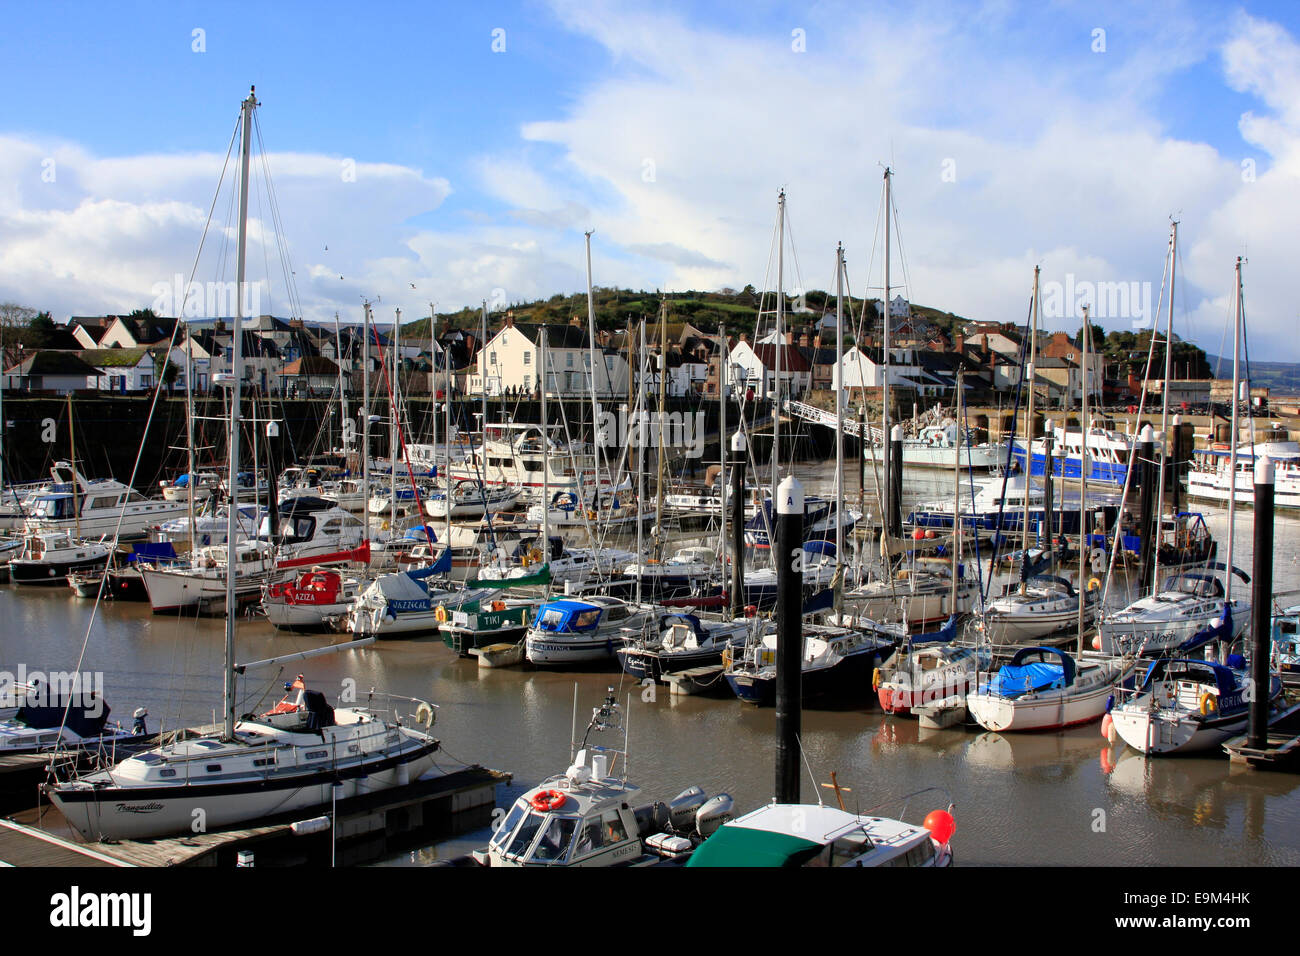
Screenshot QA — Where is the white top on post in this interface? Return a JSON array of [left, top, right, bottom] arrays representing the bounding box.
[[1172, 413, 1182, 426], [777, 475, 804, 515], [1257, 455, 1275, 486], [890, 424, 904, 442], [1139, 424, 1154, 444], [1044, 417, 1053, 433], [731, 431, 748, 453]]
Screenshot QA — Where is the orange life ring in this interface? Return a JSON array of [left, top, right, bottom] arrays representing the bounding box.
[[529, 789, 566, 812]]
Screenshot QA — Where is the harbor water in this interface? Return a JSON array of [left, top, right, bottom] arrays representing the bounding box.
[[3, 461, 1298, 867]]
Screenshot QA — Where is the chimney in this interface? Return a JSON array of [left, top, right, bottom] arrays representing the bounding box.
[[785, 330, 794, 346], [956, 333, 965, 353], [739, 332, 748, 344], [813, 333, 822, 351], [505, 314, 514, 329], [570, 316, 582, 327]]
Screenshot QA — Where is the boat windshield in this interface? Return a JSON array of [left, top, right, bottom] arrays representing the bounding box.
[[526, 814, 578, 863], [31, 496, 76, 519], [490, 801, 527, 849], [502, 810, 547, 859]]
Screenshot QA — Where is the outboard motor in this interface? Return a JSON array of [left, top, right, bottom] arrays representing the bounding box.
[[696, 793, 735, 837], [633, 801, 671, 838], [668, 785, 707, 830]]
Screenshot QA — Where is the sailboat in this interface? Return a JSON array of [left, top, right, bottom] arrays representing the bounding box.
[[46, 88, 441, 843], [1098, 257, 1253, 657]]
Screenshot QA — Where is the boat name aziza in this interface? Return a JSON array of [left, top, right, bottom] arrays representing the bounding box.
[[594, 407, 706, 458]]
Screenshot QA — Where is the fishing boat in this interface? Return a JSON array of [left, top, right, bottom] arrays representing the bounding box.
[[524, 595, 656, 666], [616, 612, 759, 682], [1011, 423, 1148, 488], [966, 646, 1136, 732], [1108, 657, 1282, 755], [9, 531, 113, 586], [475, 692, 733, 866], [908, 473, 1117, 536]]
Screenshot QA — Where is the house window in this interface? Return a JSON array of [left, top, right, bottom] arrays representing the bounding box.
[[491, 352, 497, 365], [566, 353, 573, 367], [524, 352, 531, 365]]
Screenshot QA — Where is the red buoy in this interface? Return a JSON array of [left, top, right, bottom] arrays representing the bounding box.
[[923, 809, 956, 846]]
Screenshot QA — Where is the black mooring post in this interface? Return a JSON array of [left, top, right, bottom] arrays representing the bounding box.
[[730, 431, 747, 620], [1136, 424, 1156, 590], [888, 424, 904, 541], [1248, 457, 1275, 750], [775, 474, 804, 805]]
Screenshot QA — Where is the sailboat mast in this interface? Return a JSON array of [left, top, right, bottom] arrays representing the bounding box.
[[772, 189, 785, 495], [1077, 305, 1091, 652], [718, 323, 728, 596], [656, 299, 668, 560], [390, 308, 399, 535], [68, 393, 81, 541], [1021, 266, 1039, 565], [541, 330, 549, 559], [1153, 222, 1176, 590], [834, 243, 845, 617], [362, 300, 371, 546], [636, 320, 647, 606], [1226, 258, 1243, 602], [224, 86, 257, 741], [334, 312, 347, 453], [882, 167, 892, 530], [184, 322, 195, 547]]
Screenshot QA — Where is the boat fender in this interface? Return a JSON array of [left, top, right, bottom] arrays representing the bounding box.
[[872, 668, 882, 691], [530, 789, 567, 812], [1199, 692, 1217, 716], [527, 548, 543, 564], [435, 605, 448, 623], [1087, 577, 1101, 591]]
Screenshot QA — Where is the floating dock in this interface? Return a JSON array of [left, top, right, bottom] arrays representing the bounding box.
[[1224, 703, 1300, 771]]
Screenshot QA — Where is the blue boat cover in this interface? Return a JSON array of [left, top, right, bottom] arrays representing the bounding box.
[[130, 541, 179, 563], [988, 661, 1065, 697]]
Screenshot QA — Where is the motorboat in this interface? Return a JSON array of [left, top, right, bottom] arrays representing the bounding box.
[[524, 595, 656, 666], [616, 612, 759, 682], [476, 692, 733, 866], [22, 461, 187, 539], [723, 622, 899, 706], [9, 531, 113, 586], [686, 800, 954, 867]]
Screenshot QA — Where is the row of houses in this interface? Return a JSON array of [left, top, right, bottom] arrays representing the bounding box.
[[3, 310, 1116, 406]]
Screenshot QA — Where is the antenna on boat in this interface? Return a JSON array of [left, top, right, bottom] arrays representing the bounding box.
[[795, 734, 822, 807]]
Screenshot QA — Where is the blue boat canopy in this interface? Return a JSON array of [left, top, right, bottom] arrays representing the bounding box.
[[535, 600, 604, 633], [988, 646, 1076, 697], [1140, 659, 1237, 697]]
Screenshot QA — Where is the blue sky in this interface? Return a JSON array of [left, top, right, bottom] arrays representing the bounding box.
[[3, 0, 1300, 360]]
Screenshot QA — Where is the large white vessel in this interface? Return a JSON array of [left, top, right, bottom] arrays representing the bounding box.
[[1186, 439, 1300, 510], [24, 461, 187, 539], [450, 423, 609, 502]]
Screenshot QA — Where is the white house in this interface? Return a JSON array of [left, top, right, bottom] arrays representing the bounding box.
[[727, 340, 812, 399], [470, 320, 629, 398]]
